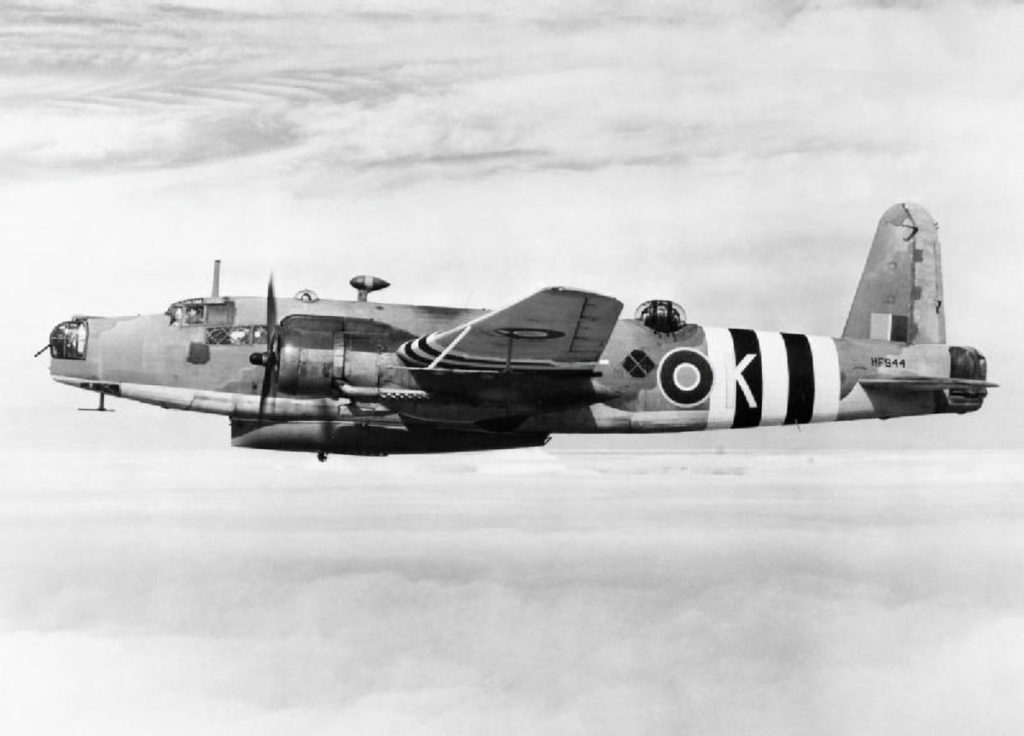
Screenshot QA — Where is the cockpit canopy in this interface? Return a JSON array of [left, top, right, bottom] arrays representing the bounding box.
[[634, 300, 686, 334], [166, 298, 235, 326]]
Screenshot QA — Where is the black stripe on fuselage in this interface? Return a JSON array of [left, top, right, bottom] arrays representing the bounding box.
[[729, 328, 762, 428], [782, 332, 814, 424]]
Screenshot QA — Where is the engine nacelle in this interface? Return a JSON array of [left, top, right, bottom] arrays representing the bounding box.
[[270, 315, 414, 397], [276, 324, 337, 396]]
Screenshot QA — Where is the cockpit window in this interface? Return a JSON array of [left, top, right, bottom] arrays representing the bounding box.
[[50, 320, 87, 360], [167, 299, 235, 326], [168, 303, 201, 325], [205, 303, 231, 324]]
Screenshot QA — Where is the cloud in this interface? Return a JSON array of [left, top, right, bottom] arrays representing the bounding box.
[[3, 0, 1024, 201], [9, 0, 1024, 179], [1, 448, 1023, 734]]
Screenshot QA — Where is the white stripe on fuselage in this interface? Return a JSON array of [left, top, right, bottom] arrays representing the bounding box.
[[703, 327, 735, 430], [756, 330, 789, 426], [808, 335, 840, 423]]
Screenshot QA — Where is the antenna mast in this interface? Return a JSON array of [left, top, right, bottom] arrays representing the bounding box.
[[211, 260, 221, 298]]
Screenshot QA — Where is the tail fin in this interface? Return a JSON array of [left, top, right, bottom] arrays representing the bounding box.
[[843, 202, 945, 344]]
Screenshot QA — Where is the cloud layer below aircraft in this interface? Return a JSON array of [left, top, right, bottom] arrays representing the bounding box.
[[1, 447, 1023, 734]]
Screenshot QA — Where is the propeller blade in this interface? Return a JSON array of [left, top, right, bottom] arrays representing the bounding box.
[[266, 276, 277, 348], [257, 275, 278, 422]]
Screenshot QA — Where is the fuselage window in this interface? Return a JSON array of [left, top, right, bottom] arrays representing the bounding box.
[[206, 326, 251, 346], [206, 325, 265, 346]]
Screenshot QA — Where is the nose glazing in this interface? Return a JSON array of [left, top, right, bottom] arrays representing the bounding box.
[[49, 319, 88, 360]]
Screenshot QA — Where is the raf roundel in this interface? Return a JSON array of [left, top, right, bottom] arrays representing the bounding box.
[[657, 347, 714, 407]]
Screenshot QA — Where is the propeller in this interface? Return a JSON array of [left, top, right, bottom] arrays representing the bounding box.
[[249, 275, 279, 421]]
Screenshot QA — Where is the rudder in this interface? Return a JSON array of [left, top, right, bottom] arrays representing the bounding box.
[[843, 202, 945, 344]]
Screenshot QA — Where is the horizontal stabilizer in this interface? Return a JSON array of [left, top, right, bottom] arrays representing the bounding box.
[[860, 376, 998, 392]]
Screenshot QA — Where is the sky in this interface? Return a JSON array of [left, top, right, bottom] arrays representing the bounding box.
[[2, 3, 1024, 734], [0, 0, 1020, 448]]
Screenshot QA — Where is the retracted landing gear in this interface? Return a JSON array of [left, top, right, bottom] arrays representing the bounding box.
[[316, 452, 328, 463]]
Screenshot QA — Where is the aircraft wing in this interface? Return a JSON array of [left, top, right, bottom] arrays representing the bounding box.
[[860, 376, 998, 392], [397, 287, 623, 373]]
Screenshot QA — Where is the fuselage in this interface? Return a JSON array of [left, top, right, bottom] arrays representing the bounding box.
[[49, 294, 985, 447]]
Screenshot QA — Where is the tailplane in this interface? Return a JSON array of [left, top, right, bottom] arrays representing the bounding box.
[[843, 203, 945, 344]]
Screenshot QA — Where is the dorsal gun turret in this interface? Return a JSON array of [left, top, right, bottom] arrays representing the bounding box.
[[635, 300, 686, 334]]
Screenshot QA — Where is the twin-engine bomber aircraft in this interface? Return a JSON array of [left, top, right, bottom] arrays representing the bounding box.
[[47, 203, 994, 459]]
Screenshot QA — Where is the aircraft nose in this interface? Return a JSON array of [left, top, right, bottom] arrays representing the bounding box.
[[49, 313, 155, 387]]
